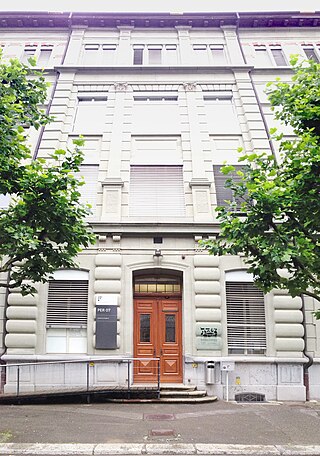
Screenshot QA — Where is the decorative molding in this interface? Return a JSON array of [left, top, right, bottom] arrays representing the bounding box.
[[114, 82, 128, 92], [183, 82, 197, 92], [189, 178, 212, 188], [101, 178, 124, 187]]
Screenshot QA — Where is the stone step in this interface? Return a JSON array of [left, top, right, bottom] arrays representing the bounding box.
[[159, 384, 197, 391], [108, 395, 218, 404], [160, 389, 207, 397], [159, 395, 218, 404]]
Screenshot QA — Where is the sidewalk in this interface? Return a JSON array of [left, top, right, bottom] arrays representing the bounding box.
[[1, 400, 320, 455]]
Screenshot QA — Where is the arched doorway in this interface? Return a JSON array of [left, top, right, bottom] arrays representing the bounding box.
[[133, 269, 183, 383]]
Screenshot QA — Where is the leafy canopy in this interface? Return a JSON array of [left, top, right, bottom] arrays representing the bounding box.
[[201, 58, 320, 317], [0, 54, 95, 295]]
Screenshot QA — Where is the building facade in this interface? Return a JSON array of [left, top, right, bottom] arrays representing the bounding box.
[[0, 11, 320, 401]]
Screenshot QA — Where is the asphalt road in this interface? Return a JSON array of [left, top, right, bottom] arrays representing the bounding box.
[[1, 400, 320, 455]]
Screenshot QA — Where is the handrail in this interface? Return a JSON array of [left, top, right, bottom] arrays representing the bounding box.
[[0, 357, 159, 368], [0, 357, 161, 400]]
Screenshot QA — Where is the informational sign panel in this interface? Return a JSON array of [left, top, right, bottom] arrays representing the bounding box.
[[96, 304, 117, 349], [195, 323, 222, 350]]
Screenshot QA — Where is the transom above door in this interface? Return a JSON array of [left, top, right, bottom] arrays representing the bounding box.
[[133, 270, 183, 383]]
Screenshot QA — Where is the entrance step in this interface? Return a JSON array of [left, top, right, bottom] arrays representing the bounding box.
[[159, 385, 217, 404], [159, 395, 217, 403]]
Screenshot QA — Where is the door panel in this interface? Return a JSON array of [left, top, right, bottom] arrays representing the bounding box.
[[134, 300, 157, 380], [134, 298, 182, 383]]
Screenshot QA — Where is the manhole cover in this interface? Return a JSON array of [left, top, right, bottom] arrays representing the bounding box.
[[149, 429, 176, 436], [144, 414, 175, 421]]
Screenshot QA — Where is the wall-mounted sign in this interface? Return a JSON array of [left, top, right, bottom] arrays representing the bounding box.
[[96, 294, 118, 306], [195, 323, 222, 350], [95, 304, 117, 349]]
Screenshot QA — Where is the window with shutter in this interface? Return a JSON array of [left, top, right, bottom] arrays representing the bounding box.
[[213, 164, 243, 209], [73, 96, 107, 132], [270, 47, 287, 66], [254, 46, 271, 66], [226, 281, 266, 355], [210, 45, 227, 64], [302, 46, 319, 62], [204, 93, 241, 134], [22, 45, 37, 64], [129, 165, 185, 218], [46, 279, 88, 328], [76, 165, 99, 216], [46, 271, 89, 354], [37, 46, 53, 66]]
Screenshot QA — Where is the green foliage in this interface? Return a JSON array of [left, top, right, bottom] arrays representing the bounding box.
[[202, 59, 320, 317], [0, 55, 95, 294]]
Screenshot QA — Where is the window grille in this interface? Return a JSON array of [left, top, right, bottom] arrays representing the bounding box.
[[226, 281, 266, 355]]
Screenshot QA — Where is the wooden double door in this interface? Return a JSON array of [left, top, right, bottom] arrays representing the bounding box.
[[134, 297, 182, 383]]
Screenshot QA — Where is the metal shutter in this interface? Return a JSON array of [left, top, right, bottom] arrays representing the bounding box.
[[271, 48, 287, 66], [47, 280, 88, 327], [226, 282, 266, 353], [213, 165, 243, 208], [76, 165, 99, 213], [130, 165, 185, 217]]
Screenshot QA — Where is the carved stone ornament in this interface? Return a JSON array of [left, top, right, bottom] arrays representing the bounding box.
[[114, 82, 128, 92], [183, 82, 197, 92]]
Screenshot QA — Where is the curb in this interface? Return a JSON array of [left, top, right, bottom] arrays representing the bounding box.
[[1, 443, 320, 455]]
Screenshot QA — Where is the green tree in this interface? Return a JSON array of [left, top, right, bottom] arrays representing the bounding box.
[[0, 55, 95, 295], [202, 58, 320, 317]]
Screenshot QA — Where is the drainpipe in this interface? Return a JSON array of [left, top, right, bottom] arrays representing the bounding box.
[[301, 294, 313, 401], [33, 12, 73, 159], [235, 13, 277, 158], [0, 273, 11, 391]]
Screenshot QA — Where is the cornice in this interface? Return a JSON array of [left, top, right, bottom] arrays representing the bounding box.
[[0, 11, 319, 29]]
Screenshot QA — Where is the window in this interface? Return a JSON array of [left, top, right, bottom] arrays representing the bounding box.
[[69, 136, 101, 216], [226, 278, 266, 355], [165, 45, 178, 65], [270, 47, 287, 66], [76, 165, 99, 215], [46, 270, 89, 354], [131, 137, 182, 165], [148, 46, 162, 64], [133, 46, 144, 65], [37, 46, 53, 66], [102, 44, 117, 64], [213, 164, 244, 208], [73, 96, 107, 132], [302, 46, 319, 62], [22, 45, 37, 64], [204, 92, 241, 134], [193, 44, 226, 65], [83, 44, 117, 65], [130, 165, 185, 217], [193, 44, 208, 64], [133, 45, 178, 65], [254, 46, 272, 66], [83, 44, 99, 64], [210, 45, 226, 64], [132, 93, 180, 133]]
